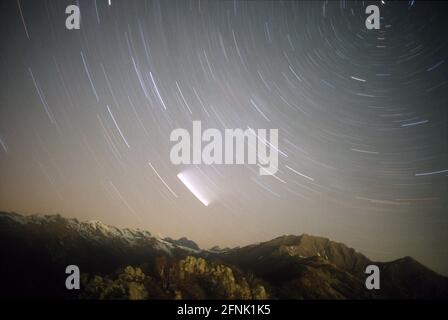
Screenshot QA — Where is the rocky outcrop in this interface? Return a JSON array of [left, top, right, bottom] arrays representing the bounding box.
[[80, 257, 268, 300], [169, 256, 269, 299], [82, 266, 149, 300]]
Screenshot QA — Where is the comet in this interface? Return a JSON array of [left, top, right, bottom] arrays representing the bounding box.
[[177, 171, 210, 206]]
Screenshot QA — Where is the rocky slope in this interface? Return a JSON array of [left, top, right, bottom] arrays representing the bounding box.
[[0, 211, 447, 299]]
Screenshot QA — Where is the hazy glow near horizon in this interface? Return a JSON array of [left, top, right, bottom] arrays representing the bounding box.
[[177, 172, 210, 207]]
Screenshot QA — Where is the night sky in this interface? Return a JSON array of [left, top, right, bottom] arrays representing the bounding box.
[[1, 0, 448, 275]]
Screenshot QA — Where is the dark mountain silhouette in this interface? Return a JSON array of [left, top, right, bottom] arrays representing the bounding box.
[[0, 212, 447, 299], [164, 236, 200, 251]]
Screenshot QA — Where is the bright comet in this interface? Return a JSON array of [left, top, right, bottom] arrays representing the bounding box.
[[177, 172, 210, 206]]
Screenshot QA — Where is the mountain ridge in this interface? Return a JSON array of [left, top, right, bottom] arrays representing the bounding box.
[[0, 211, 447, 299]]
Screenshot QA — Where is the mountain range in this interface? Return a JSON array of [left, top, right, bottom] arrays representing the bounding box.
[[0, 211, 447, 299]]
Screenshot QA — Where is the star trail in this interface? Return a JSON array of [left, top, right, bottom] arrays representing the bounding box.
[[0, 0, 447, 275]]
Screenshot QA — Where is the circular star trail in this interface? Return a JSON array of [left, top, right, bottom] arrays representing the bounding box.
[[0, 1, 447, 274]]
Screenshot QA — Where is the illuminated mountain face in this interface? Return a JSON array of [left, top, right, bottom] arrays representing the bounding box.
[[0, 1, 448, 276]]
